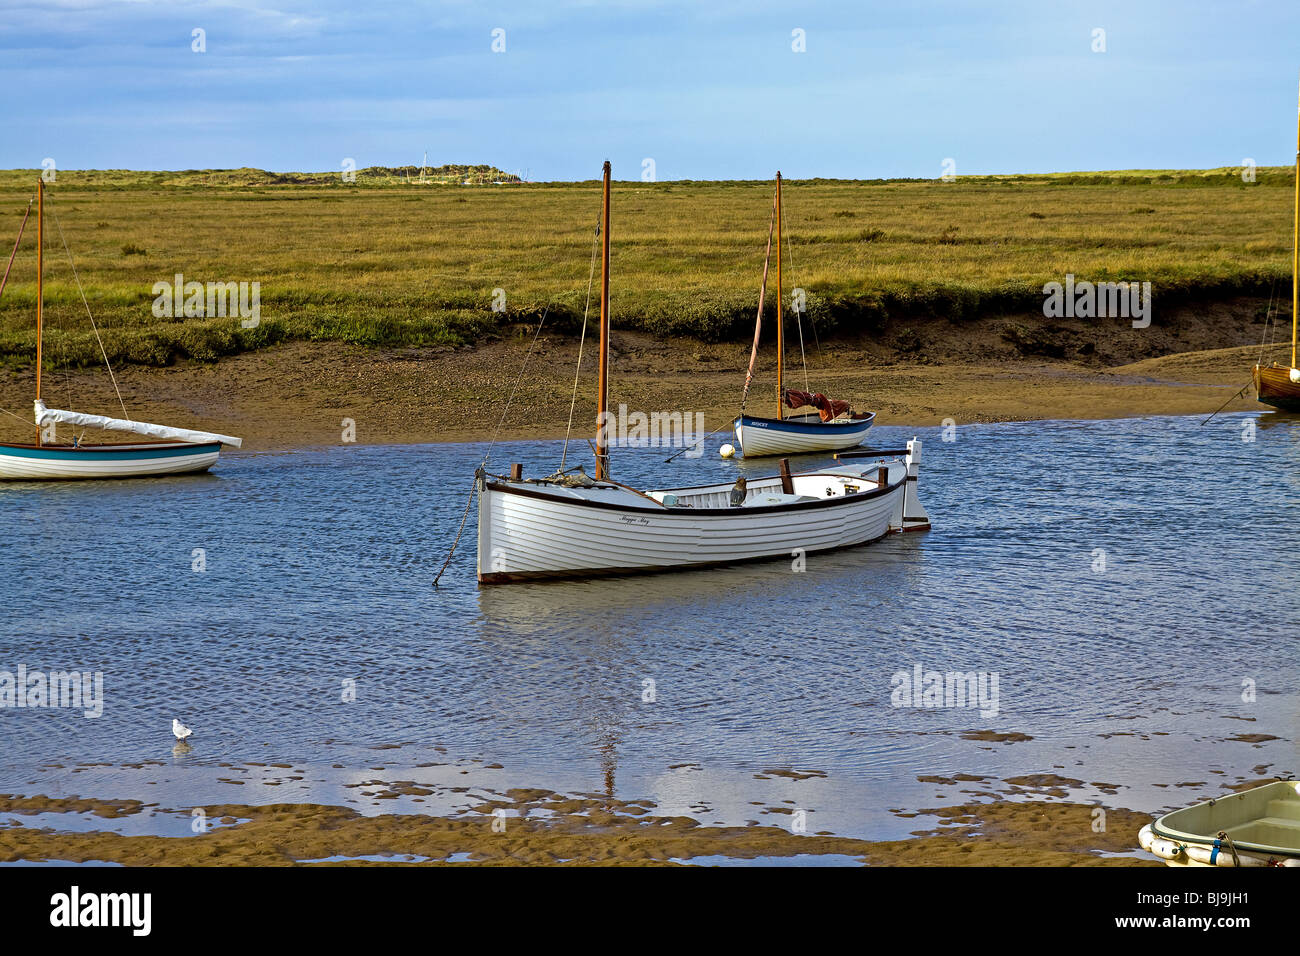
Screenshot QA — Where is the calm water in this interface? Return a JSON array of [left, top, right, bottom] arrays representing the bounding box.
[[0, 414, 1297, 839]]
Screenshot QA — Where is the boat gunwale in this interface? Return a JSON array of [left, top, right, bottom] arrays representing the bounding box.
[[1149, 781, 1300, 859], [483, 471, 903, 516], [734, 411, 876, 434], [0, 440, 223, 460]]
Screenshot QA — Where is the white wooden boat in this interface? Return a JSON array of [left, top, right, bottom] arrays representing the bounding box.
[[732, 172, 873, 458], [1138, 780, 1300, 867], [473, 162, 930, 585], [0, 179, 240, 480], [477, 444, 929, 584]]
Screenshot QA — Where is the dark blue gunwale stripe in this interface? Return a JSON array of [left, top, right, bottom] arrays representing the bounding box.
[[734, 413, 875, 435], [0, 442, 221, 461]]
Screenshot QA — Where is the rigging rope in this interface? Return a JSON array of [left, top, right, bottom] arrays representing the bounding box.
[[560, 214, 602, 471], [431, 300, 553, 588], [45, 195, 130, 420], [481, 302, 551, 468], [779, 183, 811, 393], [0, 405, 36, 427], [1256, 274, 1280, 367], [0, 195, 33, 304]]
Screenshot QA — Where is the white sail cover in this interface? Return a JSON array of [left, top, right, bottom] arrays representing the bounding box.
[[34, 400, 242, 447]]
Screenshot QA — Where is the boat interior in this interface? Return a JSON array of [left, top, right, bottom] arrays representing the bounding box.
[[1158, 781, 1300, 853], [649, 466, 896, 509]]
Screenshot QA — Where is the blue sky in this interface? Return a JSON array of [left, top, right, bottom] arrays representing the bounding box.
[[1, 0, 1297, 180]]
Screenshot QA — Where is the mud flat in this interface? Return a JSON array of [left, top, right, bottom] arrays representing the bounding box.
[[0, 336, 1287, 451], [0, 789, 1157, 866]]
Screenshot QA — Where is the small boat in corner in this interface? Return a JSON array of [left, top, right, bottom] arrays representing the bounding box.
[[1252, 77, 1300, 412], [474, 162, 929, 585], [0, 179, 240, 481], [732, 171, 875, 457], [1139, 780, 1300, 867]]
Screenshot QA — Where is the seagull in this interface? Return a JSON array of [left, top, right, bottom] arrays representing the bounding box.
[[172, 719, 193, 741]]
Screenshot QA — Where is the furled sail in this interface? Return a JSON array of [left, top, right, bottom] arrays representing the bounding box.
[[783, 388, 855, 422], [34, 400, 242, 447]]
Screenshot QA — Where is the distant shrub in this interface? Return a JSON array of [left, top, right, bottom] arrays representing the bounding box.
[[120, 243, 147, 256]]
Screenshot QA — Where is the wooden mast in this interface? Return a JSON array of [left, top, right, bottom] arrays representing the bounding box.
[[595, 160, 611, 480], [1292, 75, 1299, 370], [775, 172, 783, 420], [35, 178, 43, 446]]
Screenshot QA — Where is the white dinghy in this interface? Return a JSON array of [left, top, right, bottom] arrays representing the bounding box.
[[0, 180, 240, 480], [1138, 780, 1300, 867], [473, 163, 930, 585]]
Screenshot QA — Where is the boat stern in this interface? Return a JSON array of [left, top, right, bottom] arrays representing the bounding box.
[[896, 438, 931, 533]]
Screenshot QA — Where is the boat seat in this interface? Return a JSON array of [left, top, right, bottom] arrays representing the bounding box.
[[1265, 799, 1300, 822], [1224, 817, 1300, 846], [742, 493, 818, 507]]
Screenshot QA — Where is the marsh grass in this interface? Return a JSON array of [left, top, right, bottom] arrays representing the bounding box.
[[0, 167, 1292, 368]]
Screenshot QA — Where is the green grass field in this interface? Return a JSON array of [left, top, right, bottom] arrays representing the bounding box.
[[0, 166, 1293, 369]]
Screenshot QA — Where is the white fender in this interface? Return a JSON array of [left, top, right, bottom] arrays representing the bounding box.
[[1138, 824, 1187, 862]]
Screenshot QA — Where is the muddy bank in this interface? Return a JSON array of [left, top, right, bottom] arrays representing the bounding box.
[[0, 300, 1290, 451], [0, 789, 1156, 866]]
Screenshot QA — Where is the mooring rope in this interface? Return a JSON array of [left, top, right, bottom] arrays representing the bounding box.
[[664, 417, 734, 463], [431, 470, 479, 588]]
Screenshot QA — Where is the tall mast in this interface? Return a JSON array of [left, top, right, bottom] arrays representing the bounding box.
[[595, 161, 611, 480], [1292, 75, 1299, 369], [775, 172, 783, 420], [35, 178, 43, 446]]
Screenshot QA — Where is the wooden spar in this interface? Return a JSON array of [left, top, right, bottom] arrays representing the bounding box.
[[595, 161, 611, 480], [35, 178, 43, 446], [1292, 74, 1299, 369], [775, 171, 783, 420]]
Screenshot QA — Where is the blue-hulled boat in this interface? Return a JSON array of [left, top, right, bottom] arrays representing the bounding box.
[[733, 172, 873, 457], [0, 179, 240, 480], [734, 410, 875, 458]]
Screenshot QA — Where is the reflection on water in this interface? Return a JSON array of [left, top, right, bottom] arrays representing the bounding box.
[[0, 414, 1297, 827]]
